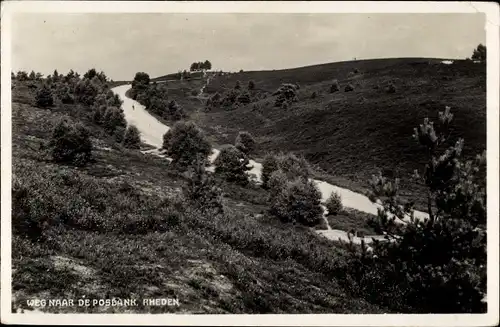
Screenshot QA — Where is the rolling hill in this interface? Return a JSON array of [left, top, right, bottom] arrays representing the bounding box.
[[158, 58, 486, 209]]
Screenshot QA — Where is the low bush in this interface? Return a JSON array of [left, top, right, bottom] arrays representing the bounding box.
[[214, 145, 251, 185], [183, 158, 224, 214], [35, 84, 54, 108], [269, 176, 323, 226], [49, 118, 93, 166], [163, 121, 212, 170], [123, 125, 141, 149], [345, 84, 354, 92], [325, 191, 343, 215], [273, 83, 299, 107], [262, 152, 310, 188]]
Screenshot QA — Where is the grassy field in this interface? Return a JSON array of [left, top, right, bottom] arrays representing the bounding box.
[[158, 58, 486, 209], [11, 80, 383, 314]]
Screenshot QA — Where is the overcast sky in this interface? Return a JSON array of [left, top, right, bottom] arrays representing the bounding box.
[[11, 13, 485, 81]]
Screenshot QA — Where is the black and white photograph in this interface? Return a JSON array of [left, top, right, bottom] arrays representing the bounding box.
[[1, 1, 499, 325]]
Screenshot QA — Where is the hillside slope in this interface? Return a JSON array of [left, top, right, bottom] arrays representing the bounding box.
[[11, 80, 383, 314], [161, 58, 486, 206]]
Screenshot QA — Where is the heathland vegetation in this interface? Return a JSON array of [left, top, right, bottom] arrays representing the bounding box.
[[11, 44, 487, 313]]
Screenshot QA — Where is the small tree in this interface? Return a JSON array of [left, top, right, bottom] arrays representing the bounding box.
[[16, 71, 29, 81], [103, 107, 127, 135], [35, 84, 54, 108], [248, 80, 256, 90], [49, 118, 93, 166], [214, 145, 251, 185], [235, 131, 256, 155], [262, 153, 280, 189], [123, 125, 141, 149], [273, 83, 299, 107], [325, 191, 343, 215], [234, 81, 241, 90], [343, 106, 486, 313], [183, 156, 224, 214], [74, 78, 99, 106], [270, 176, 323, 226], [471, 44, 486, 62], [29, 71, 36, 80], [261, 152, 310, 188], [83, 68, 97, 80], [203, 60, 212, 71], [162, 121, 212, 169], [311, 91, 317, 99]]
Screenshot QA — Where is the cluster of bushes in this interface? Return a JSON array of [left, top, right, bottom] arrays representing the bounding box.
[[272, 83, 300, 108], [31, 68, 141, 153], [129, 72, 187, 121], [341, 106, 486, 313], [261, 152, 323, 226], [205, 80, 267, 112]]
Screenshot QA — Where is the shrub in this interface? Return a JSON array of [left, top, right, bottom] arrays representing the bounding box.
[[262, 154, 280, 189], [167, 100, 187, 121], [74, 78, 100, 105], [237, 91, 251, 105], [12, 177, 46, 242], [234, 81, 241, 90], [345, 84, 354, 92], [162, 121, 212, 169], [123, 125, 141, 149], [269, 177, 323, 226], [60, 91, 74, 104], [262, 152, 310, 188], [342, 106, 486, 313], [311, 91, 317, 99], [114, 126, 126, 143], [330, 80, 340, 93], [35, 84, 54, 108], [273, 83, 299, 107], [267, 169, 289, 200], [325, 191, 343, 215], [276, 153, 311, 179], [103, 107, 127, 135], [49, 118, 93, 166], [235, 131, 256, 155], [92, 104, 107, 124], [183, 157, 224, 214], [248, 80, 255, 90], [214, 145, 251, 185], [220, 89, 240, 108]]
